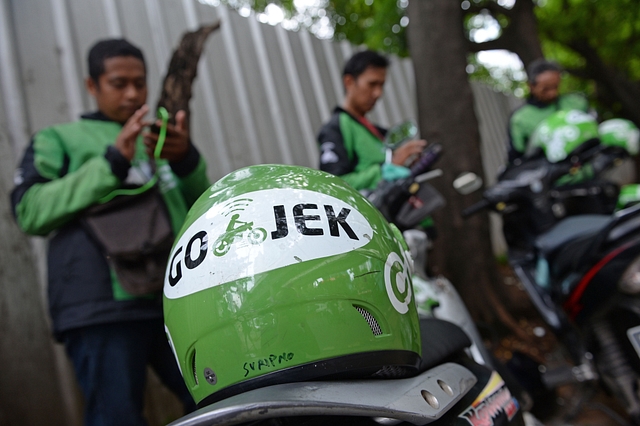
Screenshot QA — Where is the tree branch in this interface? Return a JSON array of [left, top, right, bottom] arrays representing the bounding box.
[[155, 21, 222, 124], [567, 39, 640, 124], [467, 1, 513, 18], [467, 37, 512, 53]]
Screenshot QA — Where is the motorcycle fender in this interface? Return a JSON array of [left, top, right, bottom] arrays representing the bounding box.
[[168, 362, 477, 426]]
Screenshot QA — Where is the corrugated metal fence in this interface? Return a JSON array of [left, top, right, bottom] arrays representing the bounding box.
[[2, 0, 520, 180], [0, 0, 521, 424]]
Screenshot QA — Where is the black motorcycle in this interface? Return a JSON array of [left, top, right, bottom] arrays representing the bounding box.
[[458, 137, 640, 424]]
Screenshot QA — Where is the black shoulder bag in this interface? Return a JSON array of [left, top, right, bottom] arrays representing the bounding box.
[[82, 107, 174, 296]]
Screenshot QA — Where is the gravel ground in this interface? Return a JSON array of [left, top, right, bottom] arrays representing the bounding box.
[[489, 266, 633, 426]]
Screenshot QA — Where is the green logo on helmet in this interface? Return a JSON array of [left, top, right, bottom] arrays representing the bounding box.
[[164, 188, 374, 299], [384, 250, 413, 314]]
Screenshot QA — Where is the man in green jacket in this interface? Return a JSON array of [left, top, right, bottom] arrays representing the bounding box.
[[318, 50, 426, 191], [10, 39, 210, 426], [508, 58, 589, 163]]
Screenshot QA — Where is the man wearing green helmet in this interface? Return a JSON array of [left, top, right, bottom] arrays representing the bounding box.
[[508, 59, 589, 163]]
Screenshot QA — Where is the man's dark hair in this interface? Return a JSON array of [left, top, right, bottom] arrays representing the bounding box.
[[527, 58, 562, 85], [343, 50, 389, 79], [88, 38, 146, 83]]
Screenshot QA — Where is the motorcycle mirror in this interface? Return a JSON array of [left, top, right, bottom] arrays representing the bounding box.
[[453, 172, 483, 195]]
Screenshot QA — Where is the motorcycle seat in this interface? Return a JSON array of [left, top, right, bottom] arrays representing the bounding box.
[[418, 318, 471, 372], [534, 214, 612, 283], [534, 214, 612, 259]]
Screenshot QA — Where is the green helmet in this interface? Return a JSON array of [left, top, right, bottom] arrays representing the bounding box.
[[599, 118, 640, 155], [530, 110, 599, 163], [617, 184, 640, 210], [164, 164, 421, 407]]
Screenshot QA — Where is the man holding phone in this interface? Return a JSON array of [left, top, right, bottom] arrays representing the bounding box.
[[10, 38, 210, 425], [317, 50, 426, 191]]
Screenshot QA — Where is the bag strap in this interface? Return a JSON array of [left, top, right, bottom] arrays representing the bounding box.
[[99, 107, 170, 203]]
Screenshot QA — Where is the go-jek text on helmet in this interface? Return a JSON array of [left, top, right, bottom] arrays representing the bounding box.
[[529, 109, 599, 163], [599, 118, 640, 156], [163, 164, 421, 407]]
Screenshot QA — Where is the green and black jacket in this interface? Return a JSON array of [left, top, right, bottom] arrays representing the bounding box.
[[317, 107, 387, 191], [10, 112, 210, 340]]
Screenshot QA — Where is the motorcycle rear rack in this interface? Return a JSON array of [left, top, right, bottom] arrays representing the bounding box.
[[168, 362, 477, 426]]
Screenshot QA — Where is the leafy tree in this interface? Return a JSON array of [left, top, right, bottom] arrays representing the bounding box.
[[324, 0, 409, 56], [323, 0, 640, 122], [536, 0, 640, 123], [244, 0, 640, 122]]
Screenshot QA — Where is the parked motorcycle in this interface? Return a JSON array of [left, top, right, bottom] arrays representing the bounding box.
[[457, 110, 640, 424], [164, 162, 525, 426]]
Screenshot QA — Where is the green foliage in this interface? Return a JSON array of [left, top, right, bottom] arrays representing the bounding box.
[[220, 0, 639, 117], [535, 0, 640, 117], [536, 0, 640, 78], [222, 0, 410, 55], [231, 0, 296, 15], [324, 0, 409, 56], [467, 55, 527, 96]]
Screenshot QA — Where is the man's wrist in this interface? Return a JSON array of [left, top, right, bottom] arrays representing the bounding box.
[[104, 146, 131, 181], [169, 142, 200, 177]]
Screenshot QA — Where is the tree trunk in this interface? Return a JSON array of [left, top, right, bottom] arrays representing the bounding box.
[[501, 0, 544, 68], [568, 40, 640, 126], [469, 0, 544, 69], [406, 0, 504, 324]]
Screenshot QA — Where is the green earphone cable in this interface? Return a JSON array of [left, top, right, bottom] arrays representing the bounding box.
[[98, 107, 169, 203]]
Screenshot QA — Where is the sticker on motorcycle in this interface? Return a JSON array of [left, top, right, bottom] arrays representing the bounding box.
[[459, 371, 519, 426], [164, 188, 374, 299]]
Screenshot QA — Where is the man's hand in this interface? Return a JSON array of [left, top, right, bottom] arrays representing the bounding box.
[[391, 139, 427, 166], [144, 110, 190, 163], [115, 105, 150, 162]]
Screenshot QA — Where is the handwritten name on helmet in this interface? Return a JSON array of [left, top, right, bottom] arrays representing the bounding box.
[[164, 188, 375, 299]]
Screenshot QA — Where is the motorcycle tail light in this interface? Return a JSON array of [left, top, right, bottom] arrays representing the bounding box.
[[619, 256, 640, 294]]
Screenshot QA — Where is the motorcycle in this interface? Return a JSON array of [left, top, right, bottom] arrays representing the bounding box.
[[456, 111, 640, 424], [166, 125, 527, 426]]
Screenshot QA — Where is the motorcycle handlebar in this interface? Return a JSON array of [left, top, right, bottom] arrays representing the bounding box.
[[461, 198, 491, 218]]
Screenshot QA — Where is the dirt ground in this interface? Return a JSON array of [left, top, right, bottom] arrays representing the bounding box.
[[489, 265, 633, 426]]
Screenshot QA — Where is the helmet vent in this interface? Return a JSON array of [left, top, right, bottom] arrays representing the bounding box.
[[354, 305, 383, 336], [191, 350, 199, 385]]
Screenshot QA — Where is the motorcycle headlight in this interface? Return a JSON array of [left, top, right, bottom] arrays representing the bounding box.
[[619, 256, 640, 294]]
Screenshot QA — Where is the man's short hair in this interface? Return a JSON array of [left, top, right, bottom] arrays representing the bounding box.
[[343, 50, 389, 80], [527, 58, 562, 85], [88, 39, 146, 83]]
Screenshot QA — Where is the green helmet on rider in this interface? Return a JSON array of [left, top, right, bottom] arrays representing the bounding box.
[[529, 109, 599, 163], [599, 118, 640, 156], [163, 164, 421, 407]]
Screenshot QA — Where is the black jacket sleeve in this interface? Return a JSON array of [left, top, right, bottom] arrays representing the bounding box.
[[318, 112, 354, 176]]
